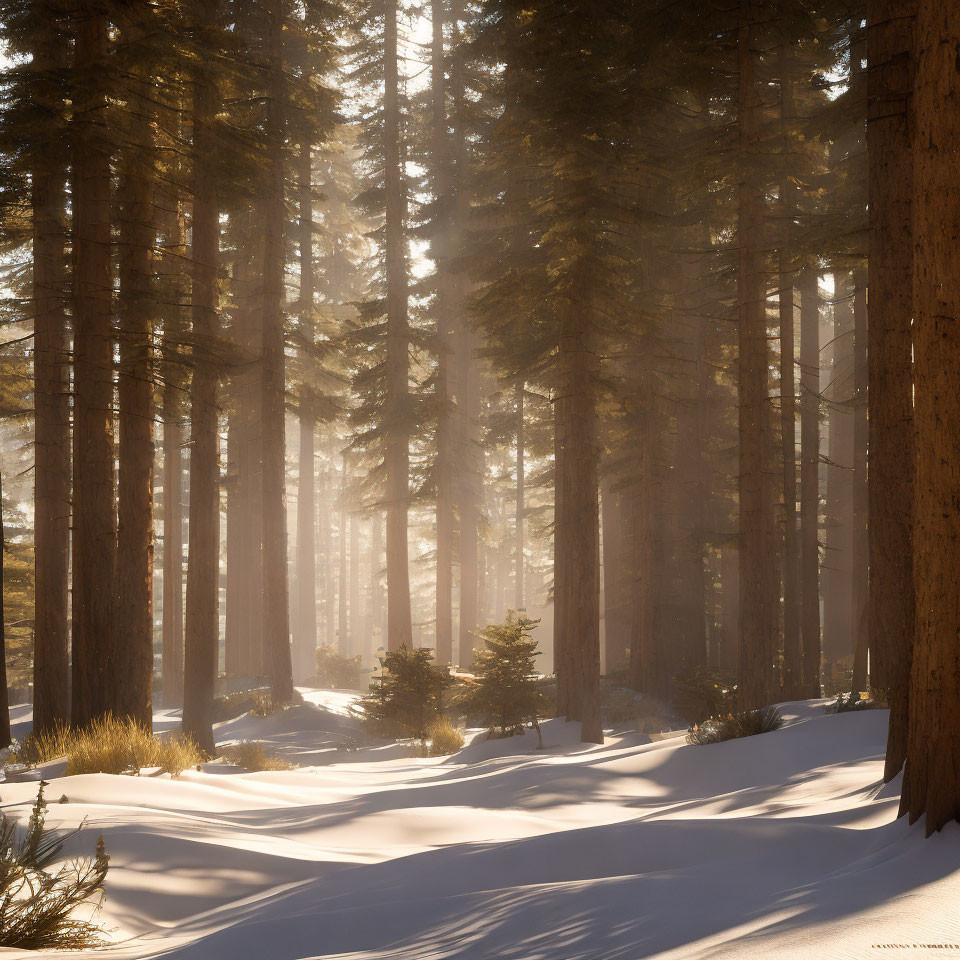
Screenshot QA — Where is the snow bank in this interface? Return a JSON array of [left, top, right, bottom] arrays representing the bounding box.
[[3, 692, 957, 959]]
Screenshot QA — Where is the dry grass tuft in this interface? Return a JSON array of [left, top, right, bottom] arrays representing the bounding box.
[[425, 716, 465, 756], [12, 716, 203, 776], [219, 741, 293, 771]]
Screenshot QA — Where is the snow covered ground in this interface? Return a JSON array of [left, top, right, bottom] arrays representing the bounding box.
[[3, 691, 959, 960]]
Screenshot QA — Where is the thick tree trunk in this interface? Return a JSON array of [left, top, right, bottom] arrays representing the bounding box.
[[900, 0, 960, 836], [822, 275, 854, 665], [71, 6, 117, 727], [779, 54, 801, 699], [160, 195, 187, 706], [0, 470, 10, 747], [31, 14, 71, 735], [261, 0, 293, 702], [384, 0, 413, 652], [867, 0, 916, 781], [338, 456, 349, 655], [116, 9, 155, 725], [736, 5, 772, 711], [515, 381, 524, 612], [295, 142, 318, 681], [555, 300, 603, 744], [601, 475, 623, 673], [433, 0, 454, 666], [850, 275, 869, 695], [182, 0, 222, 755], [798, 271, 821, 698]]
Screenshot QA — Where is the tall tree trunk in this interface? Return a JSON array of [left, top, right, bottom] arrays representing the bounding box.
[[182, 0, 222, 755], [261, 0, 293, 701], [295, 141, 318, 681], [350, 512, 360, 657], [370, 508, 383, 649], [799, 270, 821, 698], [432, 0, 454, 667], [900, 0, 960, 836], [116, 8, 155, 725], [338, 455, 349, 655], [779, 50, 801, 699], [0, 469, 10, 747], [822, 275, 854, 664], [850, 275, 869, 694], [160, 193, 187, 706], [736, 4, 772, 711], [384, 0, 413, 651], [867, 0, 916, 781], [31, 12, 71, 734], [71, 6, 117, 727], [556, 301, 603, 744], [515, 381, 524, 612], [601, 476, 624, 673]]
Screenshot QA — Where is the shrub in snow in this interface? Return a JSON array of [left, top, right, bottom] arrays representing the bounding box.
[[453, 614, 546, 744], [315, 646, 369, 690], [14, 716, 203, 776], [687, 706, 784, 745], [825, 691, 887, 714], [672, 666, 737, 725], [425, 716, 465, 756], [358, 646, 451, 740], [220, 741, 293, 771], [0, 784, 109, 949]]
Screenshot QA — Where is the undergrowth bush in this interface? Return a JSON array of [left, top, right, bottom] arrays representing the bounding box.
[[673, 667, 737, 725], [424, 716, 464, 757], [316, 646, 369, 690], [825, 691, 887, 714], [0, 784, 109, 949], [13, 716, 203, 776], [687, 706, 784, 745], [219, 741, 293, 771]]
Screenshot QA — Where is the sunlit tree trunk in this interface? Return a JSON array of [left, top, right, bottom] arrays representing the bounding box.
[[867, 0, 916, 781], [736, 3, 773, 711], [900, 0, 960, 836], [850, 275, 869, 694], [515, 381, 524, 612], [71, 5, 117, 727], [31, 12, 70, 734], [295, 141, 318, 681], [261, 0, 293, 701], [182, 0, 222, 754], [116, 7, 155, 725], [0, 469, 10, 746], [799, 270, 821, 698]]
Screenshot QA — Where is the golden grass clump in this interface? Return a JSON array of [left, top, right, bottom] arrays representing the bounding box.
[[219, 741, 293, 771], [12, 715, 203, 776], [425, 716, 465, 756]]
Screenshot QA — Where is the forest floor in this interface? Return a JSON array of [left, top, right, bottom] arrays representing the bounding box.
[[3, 691, 959, 960]]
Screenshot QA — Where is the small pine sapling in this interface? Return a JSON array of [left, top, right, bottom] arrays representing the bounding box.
[[457, 614, 546, 744], [357, 646, 451, 740]]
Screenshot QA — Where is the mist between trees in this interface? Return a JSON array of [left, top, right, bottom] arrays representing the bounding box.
[[0, 0, 956, 834]]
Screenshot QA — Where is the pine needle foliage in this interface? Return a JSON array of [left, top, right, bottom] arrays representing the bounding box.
[[0, 784, 109, 949], [455, 614, 545, 741], [357, 646, 451, 740]]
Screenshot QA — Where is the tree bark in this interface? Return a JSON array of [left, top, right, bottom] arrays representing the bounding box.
[[384, 0, 413, 652], [736, 4, 772, 711], [71, 5, 117, 727], [0, 469, 10, 747], [799, 270, 821, 698], [115, 8, 156, 725], [31, 12, 71, 735], [182, 0, 222, 755], [433, 0, 454, 666], [515, 381, 525, 612], [867, 0, 916, 781], [295, 141, 318, 681], [261, 0, 293, 702], [900, 0, 960, 836], [338, 455, 349, 655], [779, 50, 802, 700], [850, 275, 869, 695]]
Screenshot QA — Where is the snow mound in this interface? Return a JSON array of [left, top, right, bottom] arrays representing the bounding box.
[[5, 691, 958, 960]]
